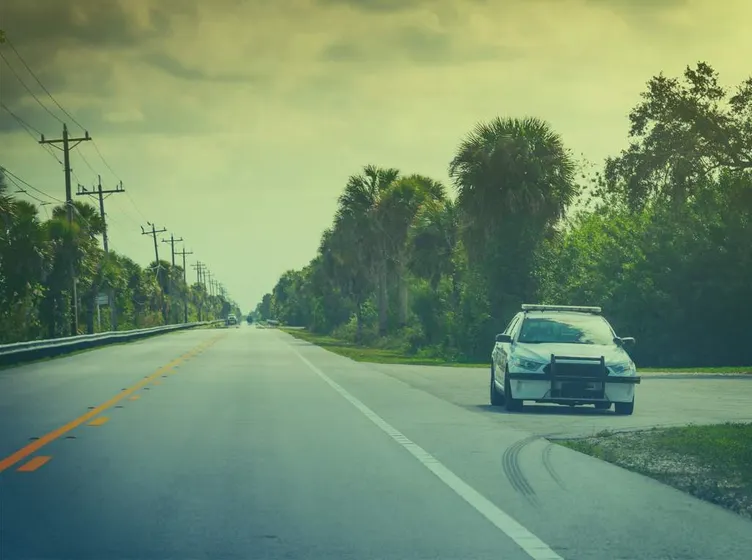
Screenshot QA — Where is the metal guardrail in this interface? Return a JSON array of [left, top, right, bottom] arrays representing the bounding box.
[[0, 320, 225, 367]]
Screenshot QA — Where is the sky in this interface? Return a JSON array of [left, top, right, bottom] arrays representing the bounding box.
[[1, 0, 750, 312]]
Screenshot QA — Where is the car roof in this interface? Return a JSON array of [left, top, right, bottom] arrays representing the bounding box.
[[523, 311, 605, 319]]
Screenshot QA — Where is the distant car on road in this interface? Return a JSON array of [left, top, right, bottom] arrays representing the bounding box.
[[226, 314, 238, 327], [490, 304, 640, 415], [246, 315, 253, 324]]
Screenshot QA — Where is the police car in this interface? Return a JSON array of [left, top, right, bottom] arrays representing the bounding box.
[[490, 304, 640, 414]]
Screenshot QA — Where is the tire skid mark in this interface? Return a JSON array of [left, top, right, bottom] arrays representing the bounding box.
[[542, 443, 566, 490], [501, 434, 539, 506]]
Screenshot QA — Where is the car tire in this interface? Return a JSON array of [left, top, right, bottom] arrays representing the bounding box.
[[490, 365, 505, 406], [504, 372, 523, 412], [614, 399, 635, 415]]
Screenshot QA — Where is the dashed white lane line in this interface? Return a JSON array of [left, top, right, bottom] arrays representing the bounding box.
[[291, 347, 563, 560]]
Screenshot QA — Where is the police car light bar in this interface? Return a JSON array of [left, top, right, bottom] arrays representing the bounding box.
[[521, 304, 602, 314]]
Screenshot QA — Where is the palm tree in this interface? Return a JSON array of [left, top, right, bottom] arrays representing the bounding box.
[[336, 164, 399, 335], [379, 174, 446, 326], [47, 200, 107, 334], [408, 197, 461, 299], [0, 198, 48, 342], [449, 116, 577, 261], [449, 116, 578, 318], [322, 215, 374, 341]]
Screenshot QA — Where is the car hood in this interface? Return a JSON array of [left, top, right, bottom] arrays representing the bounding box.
[[514, 342, 630, 365]]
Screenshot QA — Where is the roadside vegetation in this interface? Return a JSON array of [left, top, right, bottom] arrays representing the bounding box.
[[257, 62, 752, 371], [557, 423, 752, 519], [0, 173, 242, 342], [281, 327, 751, 373]]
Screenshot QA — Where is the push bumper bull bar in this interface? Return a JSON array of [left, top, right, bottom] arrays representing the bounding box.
[[507, 354, 640, 402]]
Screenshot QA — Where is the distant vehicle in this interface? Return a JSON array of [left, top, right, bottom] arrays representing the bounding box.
[[226, 314, 238, 327], [246, 315, 253, 324], [490, 304, 640, 415]]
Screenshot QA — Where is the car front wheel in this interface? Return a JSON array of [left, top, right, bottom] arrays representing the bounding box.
[[490, 365, 505, 406], [614, 398, 635, 415], [504, 373, 523, 412]]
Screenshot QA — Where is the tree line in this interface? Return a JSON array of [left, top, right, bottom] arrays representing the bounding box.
[[0, 169, 242, 343], [258, 61, 752, 368]]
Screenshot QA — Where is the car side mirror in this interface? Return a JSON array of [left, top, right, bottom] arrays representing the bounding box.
[[615, 336, 636, 347], [495, 333, 512, 344]]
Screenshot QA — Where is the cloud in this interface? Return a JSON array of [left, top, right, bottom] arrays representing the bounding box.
[[140, 52, 261, 84], [320, 25, 520, 66], [315, 0, 434, 12], [1, 0, 751, 309]]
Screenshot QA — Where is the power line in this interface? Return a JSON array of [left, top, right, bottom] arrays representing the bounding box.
[[91, 140, 122, 183], [1, 167, 65, 203], [6, 179, 51, 205], [4, 37, 86, 131], [3, 35, 145, 223], [1, 102, 64, 165], [3, 168, 95, 232], [0, 49, 64, 125], [1, 101, 41, 135], [87, 139, 148, 221], [76, 147, 98, 178]]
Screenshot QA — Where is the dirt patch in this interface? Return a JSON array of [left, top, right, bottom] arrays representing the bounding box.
[[557, 423, 752, 520]]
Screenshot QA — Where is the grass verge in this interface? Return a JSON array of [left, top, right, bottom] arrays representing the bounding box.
[[281, 328, 475, 366], [279, 328, 751, 373], [557, 423, 752, 519]]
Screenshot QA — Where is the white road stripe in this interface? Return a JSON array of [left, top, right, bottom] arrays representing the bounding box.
[[291, 348, 564, 560]]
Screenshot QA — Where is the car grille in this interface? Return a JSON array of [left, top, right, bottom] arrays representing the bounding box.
[[545, 356, 607, 380]]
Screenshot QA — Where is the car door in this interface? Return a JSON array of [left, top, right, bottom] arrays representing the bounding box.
[[499, 315, 523, 387], [493, 313, 521, 373]]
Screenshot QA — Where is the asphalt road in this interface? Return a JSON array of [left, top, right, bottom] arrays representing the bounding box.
[[368, 362, 752, 438], [0, 326, 751, 559]]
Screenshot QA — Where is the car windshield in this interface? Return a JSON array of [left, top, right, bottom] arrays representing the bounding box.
[[518, 314, 614, 345]]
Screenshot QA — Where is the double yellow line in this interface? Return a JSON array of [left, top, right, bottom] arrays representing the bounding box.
[[0, 334, 223, 473]]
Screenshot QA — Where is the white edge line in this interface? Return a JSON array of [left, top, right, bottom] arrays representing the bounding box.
[[290, 346, 564, 560]]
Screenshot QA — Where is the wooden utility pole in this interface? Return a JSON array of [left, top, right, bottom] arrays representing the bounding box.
[[40, 124, 92, 336], [77, 176, 124, 330], [141, 223, 168, 321], [161, 234, 183, 323], [191, 261, 206, 321], [175, 246, 193, 323]]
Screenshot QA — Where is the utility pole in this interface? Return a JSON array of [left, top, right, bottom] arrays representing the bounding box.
[[161, 234, 183, 324], [77, 176, 124, 331], [175, 246, 193, 323], [40, 124, 92, 336], [141, 222, 167, 322], [76, 175, 124, 253], [161, 233, 183, 268], [207, 272, 214, 296], [191, 261, 206, 321], [191, 261, 205, 286], [141, 223, 167, 266]]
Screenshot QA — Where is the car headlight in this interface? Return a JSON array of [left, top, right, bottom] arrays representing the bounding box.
[[510, 356, 546, 372], [609, 361, 636, 375]]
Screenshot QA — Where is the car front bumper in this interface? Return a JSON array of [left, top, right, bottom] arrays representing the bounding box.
[[506, 371, 640, 404]]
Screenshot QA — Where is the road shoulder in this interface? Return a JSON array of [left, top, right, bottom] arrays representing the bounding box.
[[554, 423, 752, 520]]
